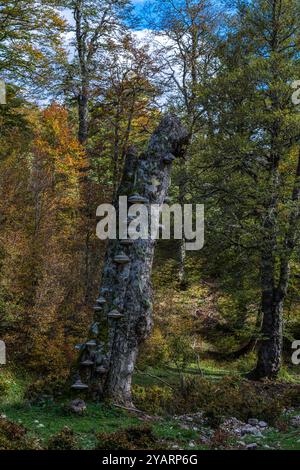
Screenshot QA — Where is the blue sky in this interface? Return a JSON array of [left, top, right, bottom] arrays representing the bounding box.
[[132, 0, 147, 18]]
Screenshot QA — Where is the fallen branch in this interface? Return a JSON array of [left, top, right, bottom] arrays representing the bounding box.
[[112, 403, 146, 414], [136, 368, 175, 390]]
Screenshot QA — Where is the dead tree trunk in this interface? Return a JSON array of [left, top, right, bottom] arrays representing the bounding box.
[[75, 115, 188, 406]]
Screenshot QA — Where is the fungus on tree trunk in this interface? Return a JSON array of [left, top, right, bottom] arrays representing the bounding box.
[[75, 114, 189, 406]]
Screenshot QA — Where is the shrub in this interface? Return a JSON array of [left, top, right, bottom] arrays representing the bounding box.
[[210, 428, 232, 449], [47, 426, 78, 450], [167, 334, 198, 373], [138, 328, 170, 369], [168, 376, 297, 424], [134, 375, 299, 424], [132, 385, 173, 414], [0, 375, 11, 396], [96, 425, 158, 450], [0, 417, 41, 450], [25, 375, 67, 403]]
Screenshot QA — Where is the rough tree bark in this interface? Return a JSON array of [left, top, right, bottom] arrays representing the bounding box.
[[250, 151, 300, 379], [77, 115, 189, 406]]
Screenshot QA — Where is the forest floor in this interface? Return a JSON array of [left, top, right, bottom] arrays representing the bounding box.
[[2, 257, 300, 450], [1, 363, 300, 450], [2, 399, 300, 450]]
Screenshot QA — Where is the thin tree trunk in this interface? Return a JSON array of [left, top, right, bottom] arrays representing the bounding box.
[[78, 115, 188, 406], [74, 0, 89, 146], [177, 160, 189, 289], [178, 237, 187, 288], [78, 92, 89, 145]]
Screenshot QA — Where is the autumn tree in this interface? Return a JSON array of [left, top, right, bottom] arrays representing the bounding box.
[[24, 104, 87, 375], [0, 86, 33, 345], [0, 102, 88, 377], [89, 34, 160, 191]]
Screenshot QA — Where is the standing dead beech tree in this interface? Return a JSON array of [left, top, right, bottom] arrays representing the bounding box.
[[72, 115, 188, 405]]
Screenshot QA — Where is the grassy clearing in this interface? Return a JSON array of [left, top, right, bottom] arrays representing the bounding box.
[[0, 366, 208, 450], [2, 398, 300, 450], [2, 358, 300, 450], [0, 399, 209, 450], [239, 426, 300, 450], [1, 401, 140, 449]]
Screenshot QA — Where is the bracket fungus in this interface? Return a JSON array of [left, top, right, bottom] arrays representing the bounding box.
[[128, 194, 149, 204], [114, 252, 130, 264], [96, 366, 108, 374], [120, 238, 135, 246], [100, 287, 112, 294], [80, 360, 94, 367], [107, 310, 124, 319], [71, 379, 89, 390], [163, 153, 176, 164], [93, 305, 102, 312]]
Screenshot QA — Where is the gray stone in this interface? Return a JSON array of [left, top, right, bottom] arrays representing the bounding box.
[[290, 415, 300, 427], [241, 425, 263, 437], [248, 418, 259, 426], [179, 424, 190, 430], [258, 420, 268, 428], [68, 399, 87, 415], [246, 443, 258, 450]]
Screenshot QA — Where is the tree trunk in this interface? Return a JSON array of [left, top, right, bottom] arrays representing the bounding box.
[[250, 151, 300, 380], [178, 237, 187, 288], [248, 195, 282, 379], [78, 92, 89, 145], [177, 160, 189, 289], [78, 115, 188, 406], [251, 287, 283, 379]]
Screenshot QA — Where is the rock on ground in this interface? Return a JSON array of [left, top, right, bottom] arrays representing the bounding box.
[[68, 399, 87, 415]]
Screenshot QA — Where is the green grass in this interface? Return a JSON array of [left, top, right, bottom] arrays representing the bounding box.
[[239, 427, 300, 450], [261, 428, 300, 450], [0, 367, 209, 450], [0, 401, 141, 449], [0, 367, 30, 405], [3, 398, 300, 450], [0, 400, 211, 450], [153, 420, 209, 450], [133, 360, 241, 389]]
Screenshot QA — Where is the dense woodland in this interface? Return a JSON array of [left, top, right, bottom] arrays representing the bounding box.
[[1, 0, 300, 452]]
